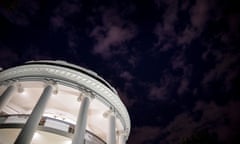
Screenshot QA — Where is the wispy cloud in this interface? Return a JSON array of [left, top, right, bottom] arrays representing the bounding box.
[[154, 0, 214, 49], [162, 112, 198, 143], [149, 85, 168, 100], [90, 9, 137, 59], [202, 52, 240, 90], [147, 48, 193, 100], [147, 71, 175, 101], [50, 15, 65, 28], [153, 0, 178, 51], [177, 0, 210, 45], [50, 0, 81, 29], [120, 71, 134, 82], [126, 99, 239, 144], [0, 0, 39, 26], [177, 78, 189, 95], [190, 0, 209, 30], [162, 100, 240, 144], [171, 50, 192, 95]]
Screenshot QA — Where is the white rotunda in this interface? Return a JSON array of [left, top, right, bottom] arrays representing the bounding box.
[[0, 60, 130, 144]]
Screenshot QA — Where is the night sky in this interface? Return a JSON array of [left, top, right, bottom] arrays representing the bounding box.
[[0, 0, 240, 143]]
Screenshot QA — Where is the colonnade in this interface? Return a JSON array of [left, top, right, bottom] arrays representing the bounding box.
[[0, 83, 126, 144]]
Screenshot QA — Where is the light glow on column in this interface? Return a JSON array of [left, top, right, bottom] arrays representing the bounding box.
[[32, 132, 41, 141]]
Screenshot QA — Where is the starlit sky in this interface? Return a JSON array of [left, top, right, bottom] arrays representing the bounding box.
[[0, 0, 239, 144]]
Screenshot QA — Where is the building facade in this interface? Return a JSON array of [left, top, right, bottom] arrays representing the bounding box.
[[0, 60, 130, 144]]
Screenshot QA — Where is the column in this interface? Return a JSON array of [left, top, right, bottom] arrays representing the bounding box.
[[107, 114, 116, 144], [119, 134, 126, 144], [0, 85, 16, 111], [72, 96, 90, 144], [14, 85, 53, 144]]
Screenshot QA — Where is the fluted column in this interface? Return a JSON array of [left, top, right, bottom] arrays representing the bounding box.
[[14, 85, 53, 144], [72, 96, 91, 144], [0, 85, 16, 111], [107, 114, 116, 144]]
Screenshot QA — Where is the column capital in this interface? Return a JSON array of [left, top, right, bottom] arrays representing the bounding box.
[[103, 109, 116, 118], [117, 130, 128, 136], [77, 91, 94, 102], [15, 82, 24, 93], [44, 80, 58, 94]]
